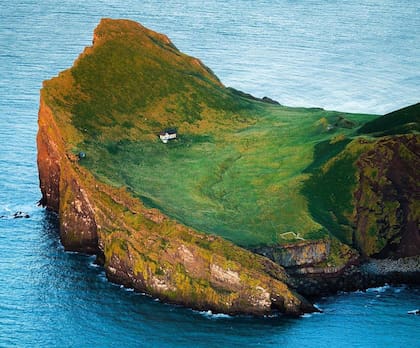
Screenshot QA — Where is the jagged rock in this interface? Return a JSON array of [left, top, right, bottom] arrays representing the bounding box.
[[13, 211, 30, 219], [407, 309, 420, 315]]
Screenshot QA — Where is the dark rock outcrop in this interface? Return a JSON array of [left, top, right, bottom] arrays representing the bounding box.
[[354, 134, 420, 258], [255, 240, 331, 267]]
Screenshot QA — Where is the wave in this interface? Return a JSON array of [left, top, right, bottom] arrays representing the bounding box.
[[119, 285, 135, 292], [197, 310, 232, 320], [313, 304, 323, 312], [366, 284, 391, 293], [393, 286, 407, 293]]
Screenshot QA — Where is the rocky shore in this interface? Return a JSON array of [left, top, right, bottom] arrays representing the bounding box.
[[255, 239, 419, 298], [289, 256, 420, 298]]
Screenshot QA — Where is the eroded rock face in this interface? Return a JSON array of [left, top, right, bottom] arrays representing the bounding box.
[[37, 99, 98, 253], [59, 179, 98, 253], [354, 135, 420, 258], [255, 240, 331, 267], [37, 99, 61, 212], [101, 228, 315, 316]]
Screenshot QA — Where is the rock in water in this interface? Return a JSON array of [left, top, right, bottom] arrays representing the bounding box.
[[407, 309, 420, 315], [13, 211, 30, 219]]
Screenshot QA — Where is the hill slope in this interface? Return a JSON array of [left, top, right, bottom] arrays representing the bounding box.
[[357, 103, 420, 137], [42, 19, 377, 248]]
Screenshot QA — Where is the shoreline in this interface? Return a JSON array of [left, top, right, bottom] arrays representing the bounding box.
[[289, 256, 420, 298]]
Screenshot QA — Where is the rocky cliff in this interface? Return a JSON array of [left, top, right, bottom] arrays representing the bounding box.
[[354, 134, 420, 258], [38, 18, 419, 315]]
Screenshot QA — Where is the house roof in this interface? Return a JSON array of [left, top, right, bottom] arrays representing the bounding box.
[[159, 128, 177, 135]]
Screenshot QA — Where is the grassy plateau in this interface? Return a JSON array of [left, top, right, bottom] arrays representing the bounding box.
[[42, 18, 418, 254]]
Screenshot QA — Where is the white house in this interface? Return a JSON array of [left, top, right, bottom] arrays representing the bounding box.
[[159, 128, 177, 143]]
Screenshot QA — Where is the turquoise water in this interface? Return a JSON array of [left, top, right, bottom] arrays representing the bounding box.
[[0, 1, 419, 346]]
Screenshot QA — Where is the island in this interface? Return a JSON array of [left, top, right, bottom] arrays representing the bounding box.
[[37, 18, 419, 316]]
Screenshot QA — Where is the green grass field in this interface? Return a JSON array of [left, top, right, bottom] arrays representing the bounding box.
[[79, 103, 373, 247]]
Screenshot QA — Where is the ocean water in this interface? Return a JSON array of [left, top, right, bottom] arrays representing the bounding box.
[[0, 1, 419, 347]]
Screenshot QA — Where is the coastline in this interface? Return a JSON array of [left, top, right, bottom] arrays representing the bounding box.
[[289, 256, 420, 298]]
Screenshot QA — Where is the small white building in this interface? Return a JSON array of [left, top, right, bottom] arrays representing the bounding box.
[[159, 128, 177, 143]]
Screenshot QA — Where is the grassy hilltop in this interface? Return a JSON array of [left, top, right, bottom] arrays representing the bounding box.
[[42, 18, 418, 257]]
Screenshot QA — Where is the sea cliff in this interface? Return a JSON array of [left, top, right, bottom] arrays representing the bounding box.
[[37, 18, 419, 316]]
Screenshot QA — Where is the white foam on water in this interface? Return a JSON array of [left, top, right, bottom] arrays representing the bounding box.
[[313, 304, 323, 313], [97, 271, 108, 282], [65, 250, 79, 255], [263, 313, 280, 319], [88, 261, 100, 269], [197, 310, 232, 320], [366, 284, 391, 293], [393, 285, 407, 294], [117, 284, 135, 292]]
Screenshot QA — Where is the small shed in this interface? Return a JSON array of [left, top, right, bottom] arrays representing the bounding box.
[[159, 128, 177, 143]]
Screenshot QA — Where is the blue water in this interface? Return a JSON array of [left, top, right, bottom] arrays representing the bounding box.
[[0, 1, 419, 346]]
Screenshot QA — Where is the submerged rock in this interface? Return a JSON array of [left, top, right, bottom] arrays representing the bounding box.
[[13, 211, 30, 219]]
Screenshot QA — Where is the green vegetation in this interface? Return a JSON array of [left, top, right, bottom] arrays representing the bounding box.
[[39, 18, 420, 316], [78, 105, 373, 247], [43, 18, 401, 250], [302, 139, 373, 244], [357, 103, 420, 137]]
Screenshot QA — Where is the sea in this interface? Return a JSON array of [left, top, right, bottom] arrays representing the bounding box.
[[0, 1, 419, 347]]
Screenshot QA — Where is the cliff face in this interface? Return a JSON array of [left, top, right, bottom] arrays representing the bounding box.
[[255, 240, 331, 268], [37, 89, 314, 316], [354, 134, 420, 258], [37, 98, 98, 253]]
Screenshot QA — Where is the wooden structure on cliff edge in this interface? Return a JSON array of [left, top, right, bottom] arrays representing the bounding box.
[[159, 128, 177, 143]]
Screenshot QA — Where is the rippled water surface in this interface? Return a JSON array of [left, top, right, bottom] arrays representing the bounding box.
[[0, 1, 419, 347]]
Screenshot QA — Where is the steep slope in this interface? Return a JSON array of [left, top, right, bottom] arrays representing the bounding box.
[[302, 108, 419, 259], [354, 134, 419, 258], [357, 103, 420, 137]]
